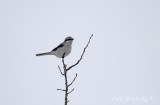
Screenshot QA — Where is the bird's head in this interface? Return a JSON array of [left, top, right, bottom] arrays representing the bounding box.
[[64, 36, 74, 42], [64, 36, 74, 45]]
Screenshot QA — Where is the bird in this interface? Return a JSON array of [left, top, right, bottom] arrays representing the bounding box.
[[36, 36, 74, 58]]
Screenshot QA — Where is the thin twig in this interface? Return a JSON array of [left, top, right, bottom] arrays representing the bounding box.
[[67, 34, 93, 71], [68, 73, 77, 87], [58, 66, 64, 75], [57, 89, 66, 91], [68, 88, 74, 94]]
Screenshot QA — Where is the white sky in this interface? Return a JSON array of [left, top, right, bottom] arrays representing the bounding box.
[[0, 0, 160, 105]]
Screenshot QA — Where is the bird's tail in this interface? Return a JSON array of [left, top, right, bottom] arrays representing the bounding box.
[[36, 52, 51, 56]]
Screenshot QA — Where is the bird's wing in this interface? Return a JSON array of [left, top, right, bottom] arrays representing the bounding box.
[[52, 43, 64, 51]]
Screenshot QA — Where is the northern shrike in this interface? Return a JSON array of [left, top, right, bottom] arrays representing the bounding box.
[[36, 36, 74, 58]]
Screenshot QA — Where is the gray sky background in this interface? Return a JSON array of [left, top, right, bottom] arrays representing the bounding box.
[[0, 0, 160, 105]]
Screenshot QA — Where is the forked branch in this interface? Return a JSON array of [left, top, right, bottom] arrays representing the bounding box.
[[57, 34, 93, 105]]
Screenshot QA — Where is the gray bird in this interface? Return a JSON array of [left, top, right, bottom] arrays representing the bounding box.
[[36, 36, 74, 58]]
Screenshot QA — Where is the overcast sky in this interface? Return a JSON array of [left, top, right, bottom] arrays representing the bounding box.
[[0, 0, 160, 105]]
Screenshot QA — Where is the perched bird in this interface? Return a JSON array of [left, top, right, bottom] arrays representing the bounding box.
[[36, 36, 74, 58]]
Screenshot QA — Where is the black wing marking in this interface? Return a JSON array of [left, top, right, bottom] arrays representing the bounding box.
[[52, 43, 63, 51]]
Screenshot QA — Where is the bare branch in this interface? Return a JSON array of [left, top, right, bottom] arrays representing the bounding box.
[[58, 66, 64, 75], [68, 88, 74, 95], [62, 54, 69, 105], [62, 54, 67, 70], [68, 73, 77, 87], [67, 34, 93, 71], [57, 89, 66, 91], [57, 35, 93, 105]]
